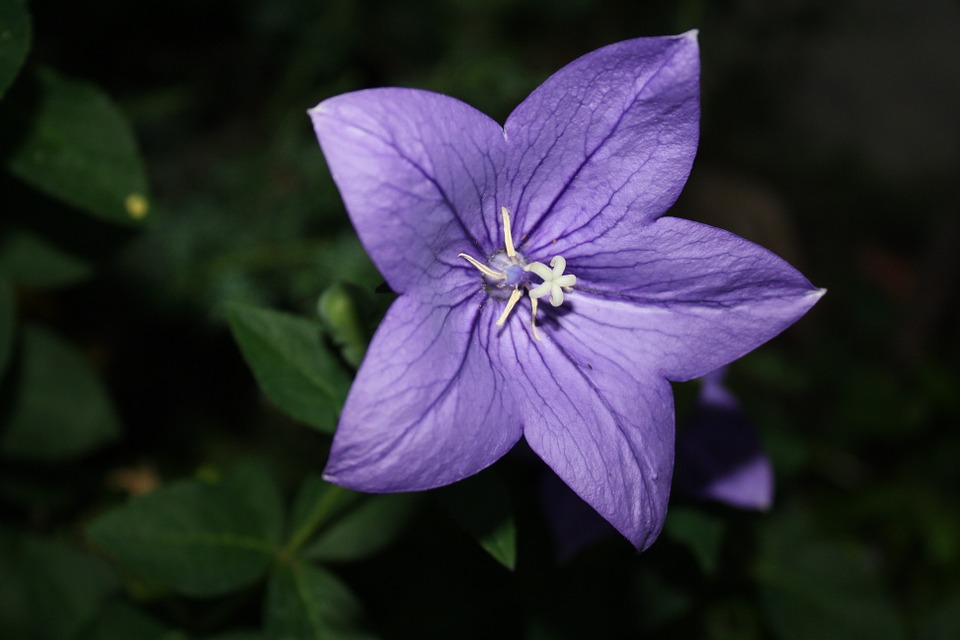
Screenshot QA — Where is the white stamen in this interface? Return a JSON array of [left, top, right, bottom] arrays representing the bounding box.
[[496, 288, 523, 326], [458, 253, 505, 280], [530, 296, 541, 342], [501, 206, 516, 257]]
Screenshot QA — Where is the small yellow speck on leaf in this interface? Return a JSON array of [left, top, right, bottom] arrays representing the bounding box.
[[125, 193, 149, 219]]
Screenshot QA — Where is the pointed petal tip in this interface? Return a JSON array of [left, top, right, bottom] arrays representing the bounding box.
[[679, 29, 699, 42]]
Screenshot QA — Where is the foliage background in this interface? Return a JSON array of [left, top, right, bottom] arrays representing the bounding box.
[[2, 0, 959, 638]]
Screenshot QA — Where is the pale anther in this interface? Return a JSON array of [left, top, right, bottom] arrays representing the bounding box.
[[458, 253, 505, 280], [496, 288, 523, 326], [501, 206, 516, 257]]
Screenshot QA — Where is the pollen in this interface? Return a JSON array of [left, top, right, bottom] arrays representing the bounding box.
[[125, 193, 149, 220]]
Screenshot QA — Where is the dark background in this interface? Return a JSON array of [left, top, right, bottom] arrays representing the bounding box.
[[3, 0, 959, 638]]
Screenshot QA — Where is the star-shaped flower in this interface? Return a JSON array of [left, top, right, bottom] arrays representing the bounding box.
[[309, 32, 823, 550]]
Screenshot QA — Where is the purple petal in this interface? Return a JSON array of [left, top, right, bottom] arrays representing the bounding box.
[[324, 293, 523, 491], [503, 32, 699, 254], [309, 89, 507, 294], [563, 216, 824, 381], [675, 370, 774, 510], [500, 321, 674, 551]]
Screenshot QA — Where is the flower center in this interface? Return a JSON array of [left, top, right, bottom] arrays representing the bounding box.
[[458, 206, 577, 341]]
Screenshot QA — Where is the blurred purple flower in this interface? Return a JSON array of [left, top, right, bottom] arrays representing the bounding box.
[[309, 33, 823, 549], [673, 367, 774, 510]]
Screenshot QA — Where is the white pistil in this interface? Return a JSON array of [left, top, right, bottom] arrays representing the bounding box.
[[526, 256, 577, 306], [456, 205, 576, 343]]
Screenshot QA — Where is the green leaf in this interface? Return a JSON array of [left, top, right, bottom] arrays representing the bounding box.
[[227, 302, 350, 434], [79, 600, 187, 640], [0, 530, 120, 640], [0, 324, 120, 460], [265, 561, 378, 640], [0, 0, 30, 99], [0, 229, 93, 288], [6, 68, 150, 225], [305, 493, 419, 563], [86, 459, 284, 597], [316, 281, 381, 368], [663, 506, 725, 575], [756, 509, 905, 640], [0, 276, 13, 377], [0, 528, 30, 638], [918, 590, 960, 640], [286, 476, 362, 555], [439, 471, 517, 570]]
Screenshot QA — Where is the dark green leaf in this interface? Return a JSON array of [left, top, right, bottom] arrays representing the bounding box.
[[286, 475, 362, 555], [0, 531, 120, 640], [663, 506, 725, 575], [305, 493, 419, 563], [0, 324, 120, 460], [227, 302, 350, 434], [439, 472, 517, 570], [0, 527, 30, 638], [0, 276, 13, 377], [633, 569, 694, 631], [86, 460, 284, 597], [0, 0, 30, 99], [0, 229, 93, 288], [756, 510, 905, 640], [265, 561, 378, 640], [918, 590, 960, 640], [6, 68, 150, 225], [79, 600, 187, 640]]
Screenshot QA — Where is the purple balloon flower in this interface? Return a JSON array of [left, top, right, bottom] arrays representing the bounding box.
[[309, 32, 823, 550]]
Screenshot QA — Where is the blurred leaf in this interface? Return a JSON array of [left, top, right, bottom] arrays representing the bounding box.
[[0, 276, 13, 377], [6, 68, 149, 225], [265, 561, 378, 640], [0, 0, 30, 99], [918, 590, 960, 640], [79, 599, 187, 640], [305, 493, 419, 563], [0, 532, 120, 640], [756, 509, 905, 640], [439, 472, 517, 570], [664, 506, 725, 576], [633, 568, 694, 631], [0, 324, 120, 460], [227, 302, 350, 434], [86, 459, 284, 597], [286, 475, 361, 554], [316, 281, 379, 369], [0, 229, 94, 287], [0, 528, 29, 638]]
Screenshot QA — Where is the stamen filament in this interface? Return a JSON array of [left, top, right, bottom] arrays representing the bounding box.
[[496, 288, 523, 326], [501, 206, 516, 258], [530, 296, 542, 342], [458, 253, 505, 280]]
